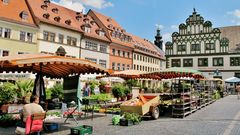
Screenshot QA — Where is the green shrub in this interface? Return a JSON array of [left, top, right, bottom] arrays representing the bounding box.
[[15, 80, 34, 98], [46, 83, 63, 100], [0, 82, 17, 104], [123, 112, 141, 124], [112, 84, 126, 98]]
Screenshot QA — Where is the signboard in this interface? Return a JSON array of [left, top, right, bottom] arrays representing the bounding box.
[[63, 76, 79, 103]]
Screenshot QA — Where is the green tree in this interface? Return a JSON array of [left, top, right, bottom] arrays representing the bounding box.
[[46, 83, 63, 100]]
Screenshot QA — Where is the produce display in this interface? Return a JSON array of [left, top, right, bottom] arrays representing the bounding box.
[[83, 94, 112, 101]]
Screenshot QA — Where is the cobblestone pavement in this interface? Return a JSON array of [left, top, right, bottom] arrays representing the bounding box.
[[1, 95, 240, 135]]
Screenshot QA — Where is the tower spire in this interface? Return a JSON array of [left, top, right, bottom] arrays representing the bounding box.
[[154, 26, 163, 50]]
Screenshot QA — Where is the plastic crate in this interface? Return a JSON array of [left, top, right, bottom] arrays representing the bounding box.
[[70, 125, 93, 135], [44, 123, 59, 132]]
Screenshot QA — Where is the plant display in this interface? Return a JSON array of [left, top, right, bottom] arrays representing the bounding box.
[[122, 112, 141, 124], [125, 79, 139, 88], [15, 80, 34, 98], [112, 84, 126, 99], [0, 114, 21, 127], [46, 83, 63, 100], [99, 81, 108, 93], [0, 82, 17, 104], [212, 90, 221, 99], [83, 94, 112, 101], [112, 115, 121, 125], [46, 111, 61, 117], [89, 80, 99, 95]]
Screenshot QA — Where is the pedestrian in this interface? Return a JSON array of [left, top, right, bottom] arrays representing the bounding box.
[[83, 83, 91, 96], [236, 84, 240, 100]]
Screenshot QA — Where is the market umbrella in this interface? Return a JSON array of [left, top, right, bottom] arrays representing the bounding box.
[[97, 69, 161, 80], [142, 67, 204, 79], [0, 53, 109, 103], [225, 77, 240, 83]]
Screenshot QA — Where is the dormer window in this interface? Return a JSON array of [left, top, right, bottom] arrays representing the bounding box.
[[20, 11, 28, 20], [99, 31, 105, 37], [76, 15, 82, 21], [3, 0, 9, 5], [41, 5, 48, 10], [83, 18, 89, 23], [107, 17, 112, 22], [90, 20, 95, 25], [65, 20, 71, 25], [52, 8, 58, 14], [44, 0, 50, 5], [54, 16, 61, 22], [85, 27, 91, 33], [108, 24, 113, 29], [43, 13, 50, 19]]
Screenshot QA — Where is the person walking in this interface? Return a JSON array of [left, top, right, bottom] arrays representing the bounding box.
[[236, 84, 240, 100]]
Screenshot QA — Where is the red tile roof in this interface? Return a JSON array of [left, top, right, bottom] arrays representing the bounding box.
[[26, 0, 110, 42], [89, 10, 134, 48], [0, 0, 36, 27], [131, 35, 165, 59]]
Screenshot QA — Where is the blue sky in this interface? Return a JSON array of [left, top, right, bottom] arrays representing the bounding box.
[[53, 0, 240, 43]]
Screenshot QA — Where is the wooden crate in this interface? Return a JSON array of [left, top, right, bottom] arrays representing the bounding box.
[[120, 95, 160, 115]]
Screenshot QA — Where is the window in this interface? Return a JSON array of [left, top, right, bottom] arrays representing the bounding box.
[[99, 60, 106, 68], [112, 49, 115, 55], [43, 31, 55, 42], [43, 31, 49, 41], [230, 57, 240, 66], [0, 49, 9, 57], [58, 34, 64, 44], [4, 28, 11, 38], [117, 63, 121, 71], [122, 64, 125, 70], [134, 54, 136, 60], [100, 45, 107, 53], [99, 31, 105, 37], [123, 51, 125, 57], [206, 43, 215, 50], [0, 27, 2, 37], [140, 65, 142, 71], [127, 52, 130, 58], [27, 33, 33, 42], [213, 57, 223, 66], [198, 58, 208, 67], [118, 50, 121, 56], [21, 11, 28, 20], [137, 65, 139, 70], [140, 55, 142, 61], [85, 41, 97, 51], [177, 45, 186, 52], [172, 59, 181, 67], [112, 62, 115, 70], [72, 37, 77, 46], [137, 55, 139, 60], [127, 65, 130, 70], [20, 31, 26, 41], [183, 59, 193, 67], [85, 57, 97, 63], [84, 27, 91, 33], [3, 0, 9, 5], [191, 44, 200, 51], [49, 33, 55, 42]]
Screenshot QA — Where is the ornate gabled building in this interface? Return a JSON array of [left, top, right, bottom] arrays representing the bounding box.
[[165, 9, 240, 79]]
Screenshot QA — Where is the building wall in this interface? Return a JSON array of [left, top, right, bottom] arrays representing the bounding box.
[[132, 52, 162, 72], [80, 38, 109, 69], [37, 23, 81, 58], [109, 43, 132, 71], [0, 20, 38, 55]]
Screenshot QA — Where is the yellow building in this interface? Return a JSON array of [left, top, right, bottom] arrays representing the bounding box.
[[0, 0, 38, 56]]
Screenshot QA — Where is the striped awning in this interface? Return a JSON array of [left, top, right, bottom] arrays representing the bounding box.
[[0, 53, 108, 78]]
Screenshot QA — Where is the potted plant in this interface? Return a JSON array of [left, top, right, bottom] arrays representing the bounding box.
[[120, 112, 141, 126], [99, 81, 107, 93], [111, 84, 125, 101]]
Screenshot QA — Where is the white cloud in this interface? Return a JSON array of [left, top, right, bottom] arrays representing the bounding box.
[[232, 9, 240, 18], [162, 33, 172, 44], [228, 9, 240, 25], [81, 0, 113, 9], [52, 0, 85, 12], [53, 0, 113, 11], [171, 25, 178, 30], [155, 24, 164, 29]]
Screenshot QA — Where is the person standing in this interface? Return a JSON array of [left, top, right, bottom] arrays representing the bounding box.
[[236, 84, 240, 100], [83, 83, 91, 97]]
